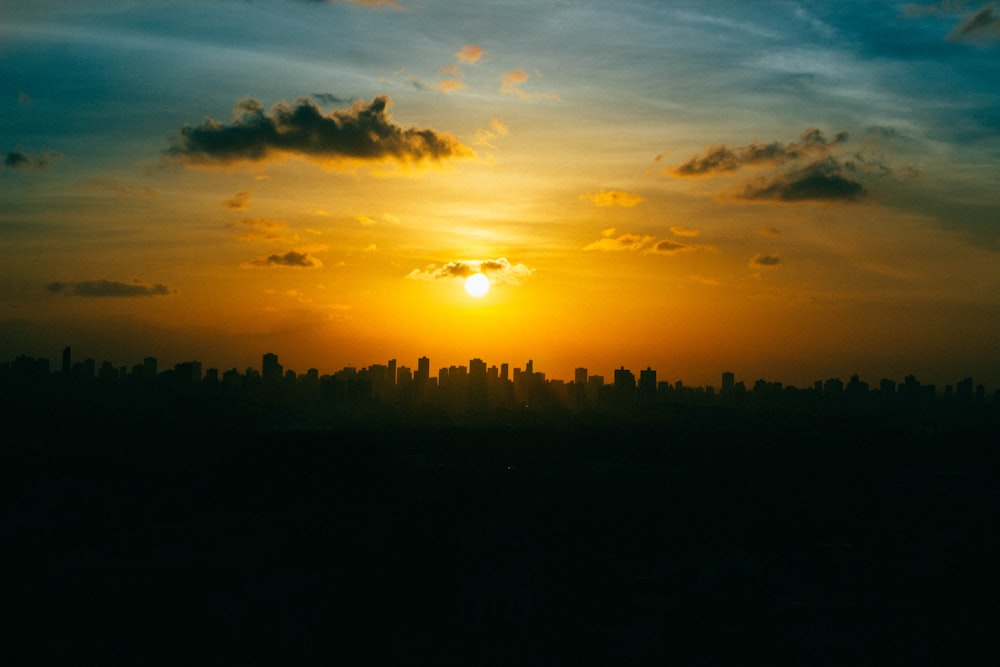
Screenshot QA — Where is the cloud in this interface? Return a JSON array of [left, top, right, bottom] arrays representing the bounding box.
[[646, 239, 716, 256], [227, 218, 290, 241], [317, 0, 402, 8], [670, 128, 849, 177], [240, 250, 323, 269], [45, 279, 175, 297], [455, 44, 486, 63], [648, 240, 692, 255], [749, 254, 782, 268], [435, 79, 466, 93], [500, 68, 559, 101], [669, 225, 700, 237], [582, 188, 644, 207], [406, 257, 534, 286], [949, 2, 1000, 42], [88, 177, 159, 197], [584, 228, 714, 255], [4, 149, 61, 171], [474, 117, 509, 148], [737, 157, 867, 202], [165, 95, 474, 168], [223, 191, 251, 210], [759, 226, 782, 236], [902, 1, 969, 17], [311, 92, 349, 105], [670, 129, 872, 204], [583, 229, 653, 251]]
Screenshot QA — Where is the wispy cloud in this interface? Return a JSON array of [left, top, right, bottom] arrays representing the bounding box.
[[45, 279, 175, 297], [5, 149, 61, 171], [584, 228, 714, 255], [582, 188, 644, 207], [669, 226, 700, 237], [500, 68, 559, 101], [240, 250, 323, 269], [223, 191, 250, 210], [455, 44, 486, 63], [949, 2, 1000, 42], [749, 254, 782, 268], [318, 0, 403, 8], [474, 118, 509, 148], [406, 257, 533, 286], [583, 229, 653, 252], [165, 95, 473, 168], [88, 177, 159, 197], [902, 1, 969, 18], [435, 79, 465, 93], [227, 218, 290, 241]]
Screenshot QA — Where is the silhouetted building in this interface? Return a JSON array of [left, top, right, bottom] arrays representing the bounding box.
[[143, 356, 157, 381], [262, 353, 283, 384], [722, 371, 735, 394], [416, 356, 430, 385], [614, 366, 635, 390], [639, 367, 657, 401]]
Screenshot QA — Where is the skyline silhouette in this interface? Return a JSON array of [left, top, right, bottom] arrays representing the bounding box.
[[4, 1, 1000, 662], [5, 345, 997, 405]]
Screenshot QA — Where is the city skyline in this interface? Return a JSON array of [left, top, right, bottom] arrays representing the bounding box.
[[3, 1, 999, 390], [6, 345, 995, 400]]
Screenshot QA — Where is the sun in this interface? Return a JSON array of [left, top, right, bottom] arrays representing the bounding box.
[[464, 272, 490, 297]]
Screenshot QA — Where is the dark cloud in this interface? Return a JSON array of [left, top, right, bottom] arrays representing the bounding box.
[[650, 240, 690, 254], [749, 254, 782, 268], [241, 251, 322, 269], [46, 279, 174, 297], [738, 158, 867, 202], [224, 191, 250, 210], [647, 238, 716, 256], [671, 128, 849, 177], [88, 177, 160, 197], [949, 3, 1000, 42], [5, 149, 61, 170], [165, 95, 473, 167], [311, 93, 350, 105], [407, 257, 533, 285]]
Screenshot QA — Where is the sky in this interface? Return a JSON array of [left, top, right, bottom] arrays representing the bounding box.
[[2, 0, 999, 388]]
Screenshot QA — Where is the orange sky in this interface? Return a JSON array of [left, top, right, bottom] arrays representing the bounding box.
[[3, 1, 999, 388]]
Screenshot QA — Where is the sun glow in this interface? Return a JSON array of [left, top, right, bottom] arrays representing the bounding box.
[[464, 272, 490, 297]]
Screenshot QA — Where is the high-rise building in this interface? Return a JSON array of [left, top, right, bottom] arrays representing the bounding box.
[[262, 353, 282, 383], [575, 367, 588, 385], [143, 356, 157, 380], [416, 356, 430, 385], [614, 366, 635, 389], [722, 371, 735, 394], [62, 346, 71, 375], [639, 367, 657, 395]]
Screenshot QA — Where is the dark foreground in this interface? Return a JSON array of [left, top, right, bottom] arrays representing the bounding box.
[[3, 413, 999, 665]]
